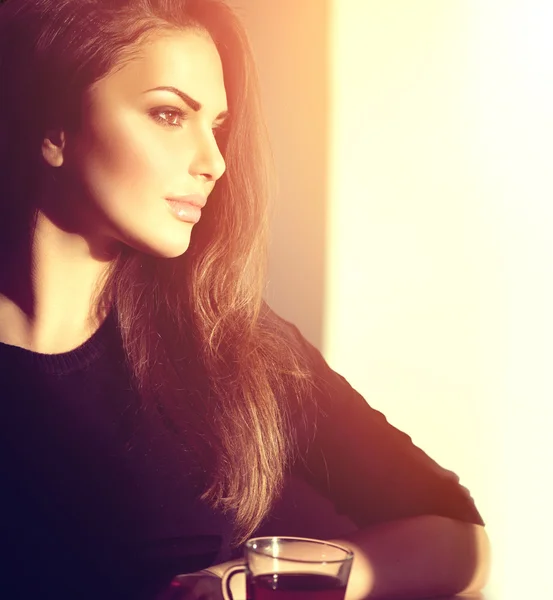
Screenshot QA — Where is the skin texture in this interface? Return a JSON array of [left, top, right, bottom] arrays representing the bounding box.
[[0, 29, 228, 353]]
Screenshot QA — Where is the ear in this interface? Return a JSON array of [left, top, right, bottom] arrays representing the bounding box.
[[42, 129, 66, 167]]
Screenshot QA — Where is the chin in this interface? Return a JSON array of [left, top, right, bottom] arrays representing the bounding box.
[[124, 232, 193, 260], [152, 239, 192, 259]]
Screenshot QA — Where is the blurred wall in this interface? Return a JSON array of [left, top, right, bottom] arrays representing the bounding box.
[[231, 1, 553, 599], [229, 0, 329, 349]]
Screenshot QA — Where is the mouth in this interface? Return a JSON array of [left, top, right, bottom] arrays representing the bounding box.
[[165, 195, 206, 224], [167, 194, 207, 208]]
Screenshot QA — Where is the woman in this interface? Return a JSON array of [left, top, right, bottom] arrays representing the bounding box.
[[0, 0, 490, 599]]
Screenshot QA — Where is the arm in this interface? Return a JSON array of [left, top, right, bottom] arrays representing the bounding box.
[[280, 318, 490, 599], [333, 515, 490, 600]]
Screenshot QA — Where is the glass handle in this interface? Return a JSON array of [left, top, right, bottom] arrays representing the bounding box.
[[221, 565, 246, 600]]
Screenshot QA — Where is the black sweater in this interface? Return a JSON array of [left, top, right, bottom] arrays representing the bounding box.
[[0, 312, 483, 599]]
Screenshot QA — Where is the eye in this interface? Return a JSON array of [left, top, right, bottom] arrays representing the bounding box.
[[149, 107, 188, 128], [212, 121, 229, 140]]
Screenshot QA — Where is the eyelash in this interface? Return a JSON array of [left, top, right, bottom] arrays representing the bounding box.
[[149, 107, 188, 128], [149, 107, 228, 137]]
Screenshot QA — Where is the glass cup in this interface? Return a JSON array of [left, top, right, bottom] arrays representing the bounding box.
[[222, 536, 353, 600]]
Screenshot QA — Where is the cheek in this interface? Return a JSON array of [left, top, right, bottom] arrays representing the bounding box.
[[94, 132, 164, 194], [76, 118, 187, 206]]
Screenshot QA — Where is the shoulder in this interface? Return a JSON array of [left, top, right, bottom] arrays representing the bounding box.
[[257, 303, 356, 436], [258, 303, 327, 376]]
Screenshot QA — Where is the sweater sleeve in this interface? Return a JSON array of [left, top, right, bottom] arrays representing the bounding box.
[[285, 322, 485, 529]]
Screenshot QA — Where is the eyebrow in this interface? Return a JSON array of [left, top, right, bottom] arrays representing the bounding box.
[[144, 85, 229, 122]]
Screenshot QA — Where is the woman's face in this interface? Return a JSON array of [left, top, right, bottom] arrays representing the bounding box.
[[51, 28, 228, 258]]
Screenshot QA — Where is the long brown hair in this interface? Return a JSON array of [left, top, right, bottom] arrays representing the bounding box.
[[0, 0, 313, 543]]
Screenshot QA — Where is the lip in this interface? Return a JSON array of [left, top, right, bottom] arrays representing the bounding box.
[[166, 194, 207, 208], [165, 194, 206, 224]]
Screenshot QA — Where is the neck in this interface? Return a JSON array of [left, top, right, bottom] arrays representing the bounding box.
[[0, 211, 115, 354]]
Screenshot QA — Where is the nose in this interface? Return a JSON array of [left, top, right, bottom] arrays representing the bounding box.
[[188, 126, 226, 182]]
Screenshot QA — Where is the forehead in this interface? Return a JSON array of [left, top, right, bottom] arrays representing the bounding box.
[[89, 29, 228, 112]]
